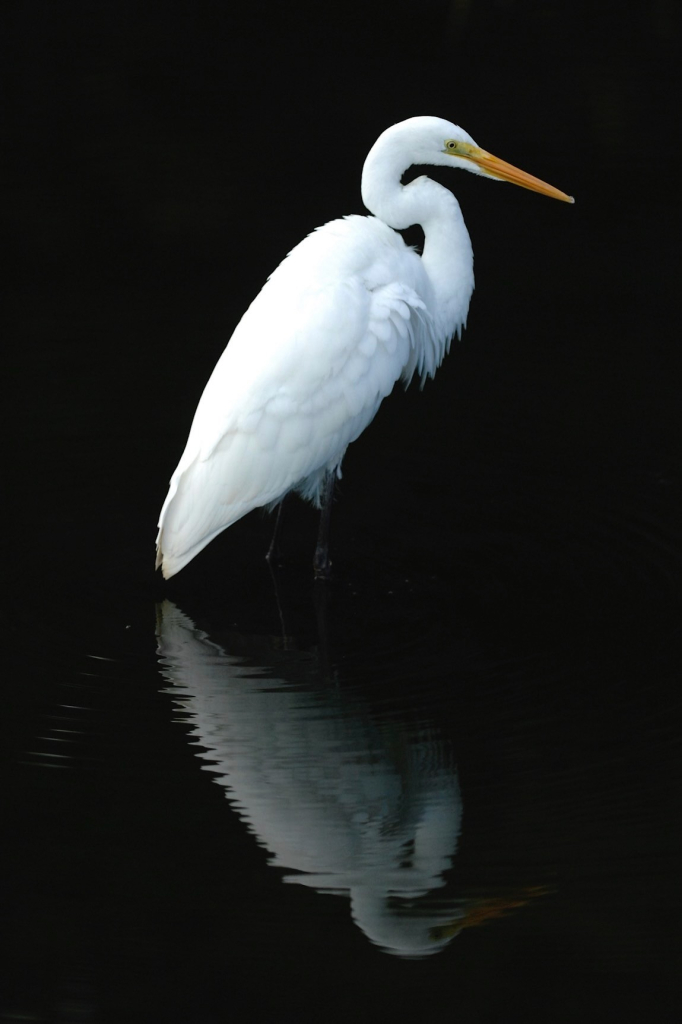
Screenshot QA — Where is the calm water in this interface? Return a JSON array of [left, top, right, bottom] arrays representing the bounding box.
[[4, 2, 681, 1021]]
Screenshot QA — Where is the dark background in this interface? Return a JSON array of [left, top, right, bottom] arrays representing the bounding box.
[[3, 1, 681, 1021], [5, 0, 681, 593]]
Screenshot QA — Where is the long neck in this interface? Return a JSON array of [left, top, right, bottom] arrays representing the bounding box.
[[361, 147, 474, 339]]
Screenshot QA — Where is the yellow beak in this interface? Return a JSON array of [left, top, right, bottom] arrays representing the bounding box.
[[454, 141, 574, 203]]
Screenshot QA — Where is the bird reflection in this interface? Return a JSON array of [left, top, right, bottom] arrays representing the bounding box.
[[156, 599, 465, 958]]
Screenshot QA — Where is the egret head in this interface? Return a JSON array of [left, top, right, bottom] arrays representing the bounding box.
[[442, 133, 574, 202], [366, 116, 573, 204]]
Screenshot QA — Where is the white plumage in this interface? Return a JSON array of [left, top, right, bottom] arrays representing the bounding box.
[[156, 116, 572, 578]]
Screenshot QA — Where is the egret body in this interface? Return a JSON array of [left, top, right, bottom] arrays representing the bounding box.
[[156, 116, 572, 578]]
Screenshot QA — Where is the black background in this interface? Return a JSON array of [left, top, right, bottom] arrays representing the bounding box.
[[3, 1, 682, 1021], [5, 0, 680, 592]]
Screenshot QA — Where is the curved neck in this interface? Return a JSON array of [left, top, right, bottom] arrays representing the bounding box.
[[361, 147, 474, 336]]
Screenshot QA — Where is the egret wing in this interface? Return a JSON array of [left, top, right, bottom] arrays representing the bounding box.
[[156, 217, 434, 576]]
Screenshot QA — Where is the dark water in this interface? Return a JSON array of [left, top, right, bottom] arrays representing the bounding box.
[[4, 2, 682, 1021]]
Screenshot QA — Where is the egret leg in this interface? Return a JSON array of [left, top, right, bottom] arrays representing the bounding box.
[[266, 557, 293, 649], [266, 499, 286, 564], [313, 471, 335, 578], [313, 573, 335, 684]]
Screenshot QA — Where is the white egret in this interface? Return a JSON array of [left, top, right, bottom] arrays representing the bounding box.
[[156, 116, 572, 578]]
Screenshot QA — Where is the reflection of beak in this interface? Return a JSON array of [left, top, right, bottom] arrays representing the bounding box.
[[455, 142, 574, 203], [430, 886, 553, 941]]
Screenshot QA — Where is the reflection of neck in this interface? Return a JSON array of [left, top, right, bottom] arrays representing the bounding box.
[[350, 883, 462, 959]]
